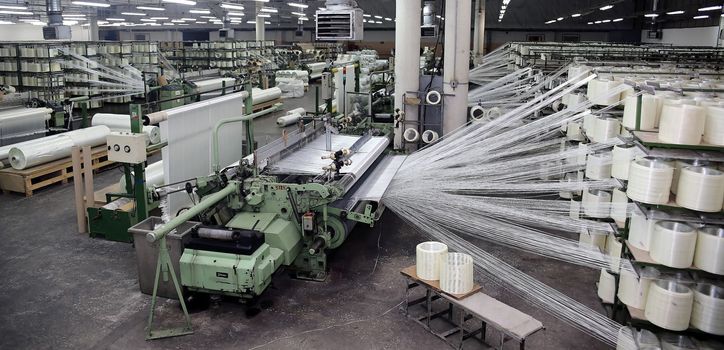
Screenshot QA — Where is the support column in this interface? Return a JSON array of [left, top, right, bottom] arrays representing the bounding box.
[[89, 16, 99, 41], [472, 0, 485, 57], [442, 0, 471, 135], [393, 0, 421, 149], [255, 3, 265, 41]]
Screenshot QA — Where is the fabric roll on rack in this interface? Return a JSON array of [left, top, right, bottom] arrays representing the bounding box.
[[276, 107, 306, 127], [7, 125, 110, 170], [190, 77, 237, 93], [252, 87, 282, 105], [91, 113, 161, 145], [0, 107, 53, 146]]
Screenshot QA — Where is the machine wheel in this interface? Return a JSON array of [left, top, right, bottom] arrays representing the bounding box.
[[325, 215, 349, 250], [181, 289, 210, 313]]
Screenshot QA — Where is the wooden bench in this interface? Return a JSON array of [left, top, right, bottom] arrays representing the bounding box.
[[401, 266, 544, 350]]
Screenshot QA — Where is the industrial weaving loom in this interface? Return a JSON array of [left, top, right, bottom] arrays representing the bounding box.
[[141, 111, 402, 338]]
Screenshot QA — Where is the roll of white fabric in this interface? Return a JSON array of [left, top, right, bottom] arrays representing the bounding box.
[[276, 113, 302, 127], [192, 77, 236, 93], [252, 87, 282, 105], [415, 241, 448, 280], [627, 158, 674, 205], [694, 226, 724, 275], [91, 113, 161, 145], [650, 221, 697, 268], [119, 160, 164, 189], [690, 283, 724, 335], [703, 106, 724, 145], [440, 252, 474, 295], [597, 268, 616, 303], [585, 152, 612, 180], [583, 189, 612, 218], [645, 280, 694, 331], [610, 188, 628, 227], [611, 144, 642, 180], [592, 116, 620, 143], [675, 166, 724, 212], [618, 267, 659, 309], [659, 104, 706, 145], [8, 125, 111, 170]]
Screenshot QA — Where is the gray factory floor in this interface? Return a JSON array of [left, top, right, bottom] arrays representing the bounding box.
[[0, 91, 610, 350]]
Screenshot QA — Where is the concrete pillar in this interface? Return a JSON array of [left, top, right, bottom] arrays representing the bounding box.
[[89, 16, 99, 41], [393, 0, 421, 149], [472, 0, 485, 56], [255, 3, 265, 41], [719, 13, 724, 48], [442, 0, 471, 135]]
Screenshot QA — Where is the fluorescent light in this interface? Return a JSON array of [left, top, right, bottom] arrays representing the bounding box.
[[594, 20, 602, 23], [384, 17, 392, 21], [30, 21, 46, 26], [0, 10, 33, 15], [587, 21, 593, 24], [571, 13, 581, 17], [105, 18, 125, 21], [288, 2, 308, 8], [162, 0, 196, 5], [374, 15, 382, 19], [666, 10, 684, 15], [72, 1, 110, 7], [299, 17, 308, 21], [600, 5, 613, 11], [693, 15, 709, 19], [291, 11, 305, 16], [150, 17, 169, 20], [698, 6, 722, 12], [162, 22, 174, 25], [227, 11, 244, 16], [180, 17, 195, 21], [221, 3, 244, 10], [171, 19, 184, 23], [140, 18, 156, 22], [0, 5, 26, 10], [259, 7, 277, 13], [257, 13, 270, 18], [613, 18, 623, 22], [63, 20, 78, 25], [189, 9, 210, 14], [545, 19, 556, 24], [200, 16, 216, 19], [121, 12, 146, 16], [556, 17, 563, 21], [644, 13, 658, 18], [601, 19, 611, 23], [363, 14, 370, 17], [137, 6, 164, 11]]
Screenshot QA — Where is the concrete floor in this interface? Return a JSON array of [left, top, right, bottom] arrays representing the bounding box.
[[0, 91, 612, 350]]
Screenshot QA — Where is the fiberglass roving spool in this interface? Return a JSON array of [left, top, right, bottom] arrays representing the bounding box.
[[592, 116, 620, 143], [611, 144, 642, 180], [597, 268, 616, 303], [690, 283, 724, 335], [703, 106, 724, 145], [415, 241, 448, 281], [618, 267, 660, 309], [440, 252, 474, 295], [675, 166, 724, 212], [582, 188, 612, 218], [694, 226, 724, 275], [403, 128, 420, 143], [609, 188, 629, 227], [628, 209, 670, 251], [658, 104, 706, 145], [585, 151, 612, 180], [622, 94, 659, 131], [627, 158, 674, 205], [645, 280, 694, 331], [671, 159, 710, 195], [650, 221, 697, 269]]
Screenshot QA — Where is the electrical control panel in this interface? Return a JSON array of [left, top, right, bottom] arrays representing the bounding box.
[[321, 72, 332, 100], [107, 132, 147, 164]]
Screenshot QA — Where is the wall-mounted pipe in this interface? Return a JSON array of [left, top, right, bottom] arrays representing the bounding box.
[[393, 0, 421, 149]]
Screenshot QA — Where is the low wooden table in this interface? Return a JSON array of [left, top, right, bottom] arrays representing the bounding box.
[[401, 266, 544, 350]]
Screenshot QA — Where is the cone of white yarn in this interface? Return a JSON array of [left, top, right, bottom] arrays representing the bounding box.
[[416, 241, 448, 280], [703, 106, 724, 145], [675, 166, 724, 212], [618, 267, 659, 309], [644, 280, 694, 331], [693, 226, 724, 275], [658, 104, 706, 145], [650, 221, 697, 269], [627, 158, 674, 205], [690, 283, 724, 335], [592, 116, 620, 143]]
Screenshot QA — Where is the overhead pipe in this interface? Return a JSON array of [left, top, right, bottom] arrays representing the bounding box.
[[46, 0, 62, 26], [393, 0, 421, 149], [472, 0, 486, 57], [255, 2, 265, 41], [442, 0, 472, 135]]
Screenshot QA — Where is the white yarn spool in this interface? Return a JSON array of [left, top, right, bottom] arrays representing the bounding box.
[[469, 105, 485, 121], [628, 209, 670, 251], [403, 128, 420, 143], [694, 226, 724, 275], [583, 189, 612, 218], [421, 130, 439, 144], [579, 229, 607, 251], [440, 252, 474, 294], [576, 142, 588, 165], [559, 172, 577, 199], [597, 268, 616, 303], [660, 333, 697, 350], [618, 267, 659, 309], [650, 221, 697, 268], [671, 159, 710, 195], [586, 79, 622, 106], [675, 166, 724, 212], [658, 104, 706, 145], [645, 280, 694, 331], [583, 113, 597, 133], [690, 284, 724, 335], [585, 151, 612, 180], [703, 106, 724, 145], [425, 90, 441, 105], [611, 144, 641, 180], [592, 116, 620, 143], [566, 121, 584, 141], [569, 199, 581, 219], [610, 188, 629, 227], [606, 233, 623, 272], [415, 241, 448, 280], [486, 107, 502, 120], [627, 158, 674, 205]]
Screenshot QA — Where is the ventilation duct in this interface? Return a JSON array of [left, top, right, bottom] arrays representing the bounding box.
[[43, 0, 71, 39], [316, 0, 363, 40]]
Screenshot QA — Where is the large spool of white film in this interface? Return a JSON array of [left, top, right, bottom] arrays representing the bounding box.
[[585, 152, 612, 180], [610, 188, 628, 227], [627, 158, 674, 205], [583, 189, 612, 218], [644, 280, 694, 331], [8, 125, 111, 170], [597, 268, 616, 303], [91, 113, 161, 145], [675, 166, 724, 212], [592, 116, 620, 143], [440, 252, 474, 295], [618, 267, 659, 309], [703, 106, 724, 145], [694, 226, 724, 275], [690, 283, 724, 335], [611, 144, 641, 180], [658, 104, 706, 145], [650, 221, 697, 269], [415, 241, 448, 280]]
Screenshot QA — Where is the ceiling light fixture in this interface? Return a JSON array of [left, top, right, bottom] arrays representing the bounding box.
[[698, 6, 722, 12], [0, 5, 26, 10], [220, 3, 244, 10], [693, 15, 709, 19], [137, 6, 164, 11], [666, 10, 684, 15], [644, 13, 658, 18], [612, 18, 623, 22], [259, 7, 277, 13], [571, 13, 581, 17], [162, 0, 196, 6], [72, 1, 110, 7], [121, 12, 146, 16], [189, 9, 210, 14], [600, 5, 613, 11], [288, 2, 308, 8], [0, 10, 33, 15]]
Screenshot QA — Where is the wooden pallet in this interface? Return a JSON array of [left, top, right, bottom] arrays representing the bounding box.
[[252, 98, 282, 113], [0, 146, 110, 197]]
